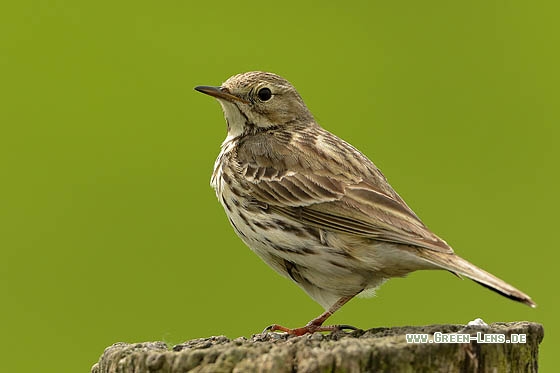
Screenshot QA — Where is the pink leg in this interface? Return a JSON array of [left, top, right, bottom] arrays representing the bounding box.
[[264, 295, 358, 336]]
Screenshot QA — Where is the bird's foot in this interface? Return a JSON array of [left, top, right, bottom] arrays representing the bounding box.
[[263, 322, 358, 336]]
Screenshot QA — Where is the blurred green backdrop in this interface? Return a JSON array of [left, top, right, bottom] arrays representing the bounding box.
[[1, 1, 557, 371]]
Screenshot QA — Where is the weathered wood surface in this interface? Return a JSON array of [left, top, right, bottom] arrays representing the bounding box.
[[92, 321, 543, 373]]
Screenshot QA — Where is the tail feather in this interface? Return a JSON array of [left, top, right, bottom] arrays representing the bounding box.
[[414, 249, 536, 308]]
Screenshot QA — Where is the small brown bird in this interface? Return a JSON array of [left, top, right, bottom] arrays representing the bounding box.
[[195, 71, 535, 336]]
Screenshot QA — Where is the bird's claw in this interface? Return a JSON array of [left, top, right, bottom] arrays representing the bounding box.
[[263, 323, 359, 336]]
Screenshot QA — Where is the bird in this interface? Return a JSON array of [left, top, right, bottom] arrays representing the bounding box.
[[194, 71, 535, 336]]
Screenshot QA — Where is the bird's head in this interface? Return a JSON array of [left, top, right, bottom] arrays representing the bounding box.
[[195, 71, 314, 138]]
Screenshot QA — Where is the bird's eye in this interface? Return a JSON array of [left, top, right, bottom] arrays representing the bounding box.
[[257, 87, 272, 101]]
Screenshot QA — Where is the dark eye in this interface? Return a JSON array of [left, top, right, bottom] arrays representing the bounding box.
[[257, 87, 272, 101]]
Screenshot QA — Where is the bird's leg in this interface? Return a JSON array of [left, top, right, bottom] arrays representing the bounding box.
[[264, 294, 358, 336]]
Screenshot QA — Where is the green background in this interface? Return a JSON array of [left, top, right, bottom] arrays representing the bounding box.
[[1, 1, 556, 371]]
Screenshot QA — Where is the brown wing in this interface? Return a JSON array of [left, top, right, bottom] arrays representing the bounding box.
[[235, 126, 453, 253]]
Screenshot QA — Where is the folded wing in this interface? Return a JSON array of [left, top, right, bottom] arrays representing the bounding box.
[[235, 128, 453, 253]]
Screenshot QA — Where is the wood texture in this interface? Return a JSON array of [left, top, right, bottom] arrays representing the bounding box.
[[92, 321, 543, 372]]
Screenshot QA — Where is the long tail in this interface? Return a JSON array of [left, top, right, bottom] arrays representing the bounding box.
[[414, 249, 536, 307]]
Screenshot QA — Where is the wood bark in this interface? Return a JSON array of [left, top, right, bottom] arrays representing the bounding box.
[[92, 321, 543, 373]]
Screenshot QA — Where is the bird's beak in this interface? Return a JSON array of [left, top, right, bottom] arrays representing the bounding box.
[[194, 86, 249, 104]]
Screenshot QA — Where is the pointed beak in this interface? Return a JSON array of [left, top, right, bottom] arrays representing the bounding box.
[[194, 85, 249, 104]]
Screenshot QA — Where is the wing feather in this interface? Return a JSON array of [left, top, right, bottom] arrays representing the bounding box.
[[234, 128, 453, 253]]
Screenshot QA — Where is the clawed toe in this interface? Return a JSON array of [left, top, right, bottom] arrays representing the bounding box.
[[263, 323, 359, 336], [262, 296, 360, 336], [336, 324, 359, 331], [262, 324, 288, 334]]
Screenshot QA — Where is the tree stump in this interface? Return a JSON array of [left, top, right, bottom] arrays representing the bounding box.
[[92, 321, 543, 373]]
